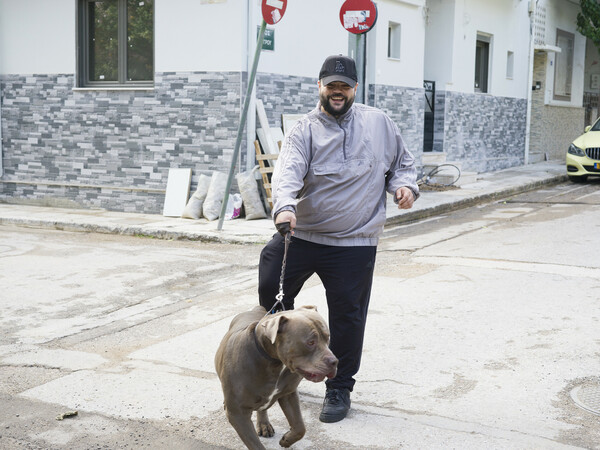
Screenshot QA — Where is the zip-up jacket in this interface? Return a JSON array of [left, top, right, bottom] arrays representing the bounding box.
[[272, 101, 419, 246]]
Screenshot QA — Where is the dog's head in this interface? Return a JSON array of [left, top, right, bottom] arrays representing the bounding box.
[[259, 305, 338, 382]]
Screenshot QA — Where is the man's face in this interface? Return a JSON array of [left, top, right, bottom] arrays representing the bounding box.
[[318, 80, 357, 117]]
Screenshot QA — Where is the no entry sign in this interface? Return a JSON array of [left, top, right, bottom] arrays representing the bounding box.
[[262, 0, 287, 25], [340, 0, 378, 34]]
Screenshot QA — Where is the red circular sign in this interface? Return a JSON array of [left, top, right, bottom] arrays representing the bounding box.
[[339, 0, 378, 34], [262, 0, 287, 25]]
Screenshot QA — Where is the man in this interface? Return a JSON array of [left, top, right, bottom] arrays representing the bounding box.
[[258, 54, 419, 423]]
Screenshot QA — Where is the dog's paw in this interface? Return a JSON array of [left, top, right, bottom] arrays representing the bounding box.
[[279, 430, 304, 448], [256, 422, 274, 438]]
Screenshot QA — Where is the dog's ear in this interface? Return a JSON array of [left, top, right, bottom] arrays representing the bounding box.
[[262, 315, 289, 344], [298, 305, 317, 312]]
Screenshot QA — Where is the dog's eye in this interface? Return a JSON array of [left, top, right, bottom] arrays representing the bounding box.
[[307, 340, 315, 347]]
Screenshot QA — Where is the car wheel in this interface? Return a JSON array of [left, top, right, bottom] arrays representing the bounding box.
[[568, 175, 588, 183]]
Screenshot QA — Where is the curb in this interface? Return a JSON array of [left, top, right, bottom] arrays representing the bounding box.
[[385, 174, 568, 226]]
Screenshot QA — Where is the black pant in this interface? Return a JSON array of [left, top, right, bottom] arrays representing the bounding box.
[[258, 234, 377, 391]]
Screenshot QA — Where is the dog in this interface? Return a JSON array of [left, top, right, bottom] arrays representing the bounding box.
[[215, 305, 338, 449]]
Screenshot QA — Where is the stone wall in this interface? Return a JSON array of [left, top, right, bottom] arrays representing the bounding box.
[[438, 91, 527, 172], [256, 73, 318, 128], [1, 70, 531, 213], [530, 52, 585, 161], [368, 84, 425, 160], [0, 72, 242, 213]]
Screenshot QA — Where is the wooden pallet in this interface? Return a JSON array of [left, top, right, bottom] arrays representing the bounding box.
[[254, 140, 279, 208]]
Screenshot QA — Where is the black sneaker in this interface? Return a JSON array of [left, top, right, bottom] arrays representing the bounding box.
[[319, 388, 351, 423]]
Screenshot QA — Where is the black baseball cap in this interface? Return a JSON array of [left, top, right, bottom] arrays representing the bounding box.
[[319, 55, 358, 87]]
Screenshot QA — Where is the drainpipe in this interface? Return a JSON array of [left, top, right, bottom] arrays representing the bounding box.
[[524, 0, 537, 166], [245, 0, 257, 171], [0, 86, 3, 177]]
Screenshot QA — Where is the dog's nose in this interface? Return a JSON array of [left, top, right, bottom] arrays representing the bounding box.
[[326, 355, 338, 368]]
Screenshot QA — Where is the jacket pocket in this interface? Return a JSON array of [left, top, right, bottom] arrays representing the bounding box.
[[312, 158, 372, 178]]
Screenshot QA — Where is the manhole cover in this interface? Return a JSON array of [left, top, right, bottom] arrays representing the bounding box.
[[570, 383, 600, 416]]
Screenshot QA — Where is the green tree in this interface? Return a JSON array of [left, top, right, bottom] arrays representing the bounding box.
[[577, 0, 600, 52]]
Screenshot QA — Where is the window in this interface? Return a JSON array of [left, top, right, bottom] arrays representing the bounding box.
[[474, 35, 490, 93], [388, 22, 401, 59], [78, 0, 154, 87], [506, 51, 514, 79], [553, 29, 574, 101]]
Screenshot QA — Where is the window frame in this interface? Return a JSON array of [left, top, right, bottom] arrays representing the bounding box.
[[553, 28, 574, 102], [387, 21, 401, 60], [77, 0, 154, 88], [506, 50, 514, 80], [474, 34, 490, 93]]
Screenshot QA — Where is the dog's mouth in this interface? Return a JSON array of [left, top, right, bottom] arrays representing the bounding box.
[[296, 368, 337, 383]]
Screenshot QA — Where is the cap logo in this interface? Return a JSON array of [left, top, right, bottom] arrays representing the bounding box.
[[335, 61, 345, 73]]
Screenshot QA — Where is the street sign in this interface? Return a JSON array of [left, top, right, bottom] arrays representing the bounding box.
[[259, 27, 275, 51], [262, 0, 287, 25], [339, 0, 378, 34]]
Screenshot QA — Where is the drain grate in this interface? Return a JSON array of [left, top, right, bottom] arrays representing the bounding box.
[[570, 383, 600, 416]]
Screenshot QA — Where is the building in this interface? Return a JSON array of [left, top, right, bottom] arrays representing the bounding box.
[[530, 0, 587, 162], [0, 0, 586, 214]]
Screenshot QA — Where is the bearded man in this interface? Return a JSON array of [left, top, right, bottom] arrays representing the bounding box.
[[258, 54, 419, 423]]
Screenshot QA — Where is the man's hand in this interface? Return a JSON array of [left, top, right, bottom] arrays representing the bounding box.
[[275, 210, 297, 233], [395, 187, 415, 210]]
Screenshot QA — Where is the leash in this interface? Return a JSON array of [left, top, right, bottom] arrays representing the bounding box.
[[265, 222, 292, 315]]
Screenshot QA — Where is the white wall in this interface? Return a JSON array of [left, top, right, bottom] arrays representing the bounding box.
[[0, 0, 75, 75], [154, 0, 245, 72], [542, 0, 586, 107], [253, 0, 425, 89], [424, 0, 530, 99], [254, 0, 351, 81], [370, 0, 425, 88], [424, 0, 455, 87]]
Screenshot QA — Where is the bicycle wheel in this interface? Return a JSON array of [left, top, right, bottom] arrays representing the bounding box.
[[425, 164, 461, 186]]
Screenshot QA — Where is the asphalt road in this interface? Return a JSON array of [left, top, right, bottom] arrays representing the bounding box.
[[1, 180, 599, 449]]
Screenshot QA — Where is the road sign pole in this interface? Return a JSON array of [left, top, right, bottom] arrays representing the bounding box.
[[217, 20, 267, 231]]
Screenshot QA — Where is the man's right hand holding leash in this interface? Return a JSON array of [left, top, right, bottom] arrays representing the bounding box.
[[275, 210, 296, 235]]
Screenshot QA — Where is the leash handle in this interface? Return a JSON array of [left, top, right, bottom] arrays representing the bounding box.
[[267, 224, 292, 315], [276, 221, 292, 237]]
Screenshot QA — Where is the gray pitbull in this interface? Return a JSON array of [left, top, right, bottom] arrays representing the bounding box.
[[215, 305, 338, 449]]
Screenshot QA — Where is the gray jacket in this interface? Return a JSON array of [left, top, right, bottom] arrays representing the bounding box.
[[272, 102, 419, 246]]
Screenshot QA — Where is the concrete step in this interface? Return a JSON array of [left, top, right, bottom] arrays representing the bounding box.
[[529, 152, 548, 163], [420, 162, 479, 187], [422, 152, 447, 165], [455, 171, 479, 186]]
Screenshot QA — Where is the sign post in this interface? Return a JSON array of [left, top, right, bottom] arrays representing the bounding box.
[[339, 0, 378, 104], [218, 0, 287, 231]]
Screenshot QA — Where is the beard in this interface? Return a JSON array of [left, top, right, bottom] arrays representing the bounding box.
[[319, 91, 355, 117]]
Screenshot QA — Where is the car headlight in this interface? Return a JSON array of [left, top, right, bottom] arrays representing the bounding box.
[[568, 144, 585, 157]]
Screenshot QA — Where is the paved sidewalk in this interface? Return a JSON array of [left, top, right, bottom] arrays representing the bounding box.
[[0, 160, 567, 244]]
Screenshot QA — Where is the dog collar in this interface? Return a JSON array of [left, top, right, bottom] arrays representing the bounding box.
[[252, 324, 281, 364]]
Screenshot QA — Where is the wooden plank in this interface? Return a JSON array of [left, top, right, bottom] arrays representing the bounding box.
[[281, 113, 304, 135], [256, 99, 279, 155], [256, 153, 279, 161]]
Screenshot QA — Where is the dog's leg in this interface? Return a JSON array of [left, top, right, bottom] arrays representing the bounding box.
[[277, 391, 306, 448], [256, 409, 275, 437], [226, 407, 267, 450]]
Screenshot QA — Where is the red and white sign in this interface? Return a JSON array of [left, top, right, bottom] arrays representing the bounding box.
[[262, 0, 287, 25], [339, 0, 378, 34]]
